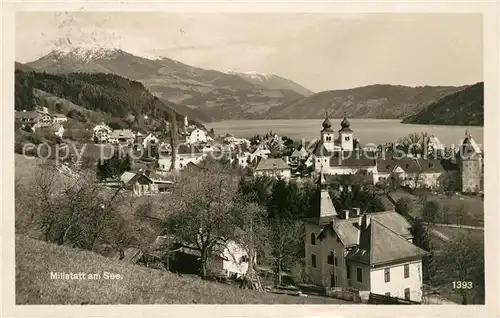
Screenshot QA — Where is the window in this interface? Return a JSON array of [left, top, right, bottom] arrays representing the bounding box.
[[404, 288, 410, 300], [347, 265, 351, 279], [311, 254, 317, 268], [334, 255, 338, 266], [384, 268, 391, 282], [385, 292, 391, 297], [356, 268, 362, 283], [327, 253, 333, 265], [404, 264, 410, 278], [310, 233, 316, 245]]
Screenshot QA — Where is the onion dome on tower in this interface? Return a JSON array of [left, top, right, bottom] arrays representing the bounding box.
[[321, 111, 334, 132], [339, 113, 353, 133]]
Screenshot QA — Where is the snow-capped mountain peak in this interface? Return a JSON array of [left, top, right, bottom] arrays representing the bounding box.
[[226, 70, 276, 82], [50, 46, 121, 62], [48, 45, 162, 62]]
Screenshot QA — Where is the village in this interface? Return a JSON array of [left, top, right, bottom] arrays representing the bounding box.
[[14, 104, 485, 305]]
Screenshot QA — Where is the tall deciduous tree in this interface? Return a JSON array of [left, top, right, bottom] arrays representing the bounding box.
[[430, 233, 485, 304], [163, 161, 239, 278], [26, 164, 130, 254]]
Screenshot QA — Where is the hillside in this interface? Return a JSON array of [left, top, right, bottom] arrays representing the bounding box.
[[14, 67, 203, 129], [26, 47, 308, 122], [15, 62, 36, 72], [264, 84, 466, 119], [401, 82, 484, 126], [15, 235, 346, 304], [227, 71, 314, 97]]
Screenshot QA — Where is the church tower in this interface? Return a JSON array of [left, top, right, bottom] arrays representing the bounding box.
[[321, 111, 336, 152], [338, 113, 354, 151], [456, 130, 482, 193]]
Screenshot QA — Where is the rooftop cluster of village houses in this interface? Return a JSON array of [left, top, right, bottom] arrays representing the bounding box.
[[15, 107, 483, 302], [96, 113, 482, 196], [15, 107, 483, 197]]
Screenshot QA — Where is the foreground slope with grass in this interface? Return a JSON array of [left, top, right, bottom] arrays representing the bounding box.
[[16, 235, 347, 304]]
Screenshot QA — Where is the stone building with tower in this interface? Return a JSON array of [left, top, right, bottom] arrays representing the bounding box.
[[311, 113, 377, 176], [456, 131, 483, 193]]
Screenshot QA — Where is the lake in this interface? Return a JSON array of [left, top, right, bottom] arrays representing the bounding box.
[[204, 119, 484, 149]]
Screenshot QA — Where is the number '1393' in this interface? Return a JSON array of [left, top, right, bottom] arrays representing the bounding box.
[[453, 281, 473, 289]]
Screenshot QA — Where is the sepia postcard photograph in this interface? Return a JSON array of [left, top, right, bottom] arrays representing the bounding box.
[[1, 1, 499, 317]]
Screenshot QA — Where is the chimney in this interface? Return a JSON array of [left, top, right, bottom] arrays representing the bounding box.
[[343, 209, 350, 219], [356, 214, 372, 245], [352, 207, 361, 216]]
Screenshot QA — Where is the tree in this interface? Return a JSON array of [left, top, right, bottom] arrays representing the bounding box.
[[163, 161, 239, 278], [438, 171, 461, 193], [333, 186, 385, 213], [270, 216, 303, 286], [430, 233, 485, 304], [409, 217, 433, 281], [232, 200, 270, 290], [208, 128, 215, 138], [395, 196, 414, 216], [96, 151, 132, 181], [25, 164, 130, 253], [421, 200, 440, 224]]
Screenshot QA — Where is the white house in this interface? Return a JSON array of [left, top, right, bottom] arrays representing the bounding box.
[[108, 129, 135, 145], [158, 144, 206, 171], [142, 133, 159, 148], [253, 157, 291, 180], [219, 240, 254, 278], [374, 158, 444, 189], [53, 113, 68, 123], [303, 173, 429, 303], [93, 123, 112, 143], [120, 171, 173, 195], [187, 128, 208, 144]]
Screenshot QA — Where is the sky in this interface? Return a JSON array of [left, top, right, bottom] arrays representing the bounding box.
[[15, 12, 483, 92]]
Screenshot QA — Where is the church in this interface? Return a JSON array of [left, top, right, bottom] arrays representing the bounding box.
[[311, 113, 377, 176], [310, 113, 449, 190]]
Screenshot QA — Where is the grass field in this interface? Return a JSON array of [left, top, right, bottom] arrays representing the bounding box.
[[15, 235, 349, 304], [389, 191, 484, 226]]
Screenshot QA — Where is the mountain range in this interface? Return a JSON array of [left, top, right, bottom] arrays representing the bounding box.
[[14, 66, 202, 131], [401, 82, 484, 126], [21, 46, 481, 124]]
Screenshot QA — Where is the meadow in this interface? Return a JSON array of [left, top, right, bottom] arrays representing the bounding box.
[[15, 235, 348, 305]]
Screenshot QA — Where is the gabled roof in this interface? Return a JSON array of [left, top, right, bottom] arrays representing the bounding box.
[[120, 171, 153, 187], [329, 151, 377, 167], [312, 140, 333, 157], [378, 158, 420, 173], [255, 158, 290, 171], [110, 129, 135, 139], [417, 159, 445, 173], [346, 218, 429, 266], [315, 211, 412, 248], [456, 134, 482, 159]]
